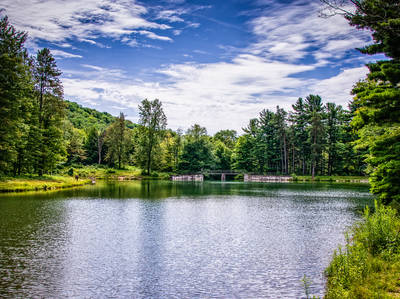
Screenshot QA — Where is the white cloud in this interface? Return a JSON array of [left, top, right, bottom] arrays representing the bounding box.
[[311, 66, 369, 107], [62, 54, 317, 133], [157, 10, 185, 23], [51, 49, 82, 59], [173, 29, 183, 36], [2, 0, 171, 45], [136, 30, 173, 42], [248, 0, 370, 63]]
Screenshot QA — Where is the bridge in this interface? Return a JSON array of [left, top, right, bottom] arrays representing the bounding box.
[[171, 171, 292, 182], [204, 170, 240, 181]]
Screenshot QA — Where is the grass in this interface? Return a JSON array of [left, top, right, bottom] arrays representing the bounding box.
[[60, 165, 171, 180], [292, 175, 369, 183], [0, 165, 173, 193], [325, 200, 400, 298], [0, 175, 91, 192]]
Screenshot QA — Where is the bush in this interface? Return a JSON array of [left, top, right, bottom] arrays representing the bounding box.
[[325, 200, 400, 298], [234, 173, 244, 181], [356, 201, 400, 256]]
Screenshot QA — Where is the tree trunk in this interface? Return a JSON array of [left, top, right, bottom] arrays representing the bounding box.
[[147, 142, 153, 175], [283, 134, 287, 174], [292, 145, 295, 174]]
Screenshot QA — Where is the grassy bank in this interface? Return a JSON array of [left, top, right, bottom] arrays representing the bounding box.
[[325, 200, 400, 298], [0, 166, 172, 193], [292, 175, 369, 183], [0, 175, 91, 192], [61, 165, 171, 180]]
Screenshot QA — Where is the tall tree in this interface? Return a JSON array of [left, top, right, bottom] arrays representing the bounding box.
[[305, 95, 325, 179], [179, 124, 214, 172], [104, 113, 132, 169], [275, 106, 288, 174], [325, 103, 341, 175], [158, 130, 182, 172], [232, 134, 256, 172], [32, 48, 65, 175], [137, 99, 167, 175], [290, 98, 309, 174], [213, 130, 237, 149], [325, 0, 400, 203], [84, 126, 107, 165], [0, 16, 33, 175]]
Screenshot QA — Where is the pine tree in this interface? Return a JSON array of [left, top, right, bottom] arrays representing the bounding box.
[[0, 16, 33, 175], [32, 48, 66, 175], [305, 95, 325, 179]]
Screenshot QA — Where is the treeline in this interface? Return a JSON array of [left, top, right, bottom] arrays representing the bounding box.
[[2, 9, 400, 204], [0, 15, 364, 178], [233, 96, 364, 177]]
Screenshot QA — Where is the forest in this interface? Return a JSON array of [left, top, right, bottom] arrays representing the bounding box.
[[1, 0, 399, 205]]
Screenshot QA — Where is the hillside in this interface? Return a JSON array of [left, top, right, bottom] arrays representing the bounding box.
[[65, 100, 136, 130]]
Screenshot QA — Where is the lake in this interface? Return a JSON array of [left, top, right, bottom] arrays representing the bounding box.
[[0, 181, 372, 298]]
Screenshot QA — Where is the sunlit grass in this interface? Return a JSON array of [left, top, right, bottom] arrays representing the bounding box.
[[325, 200, 400, 298], [0, 175, 91, 192], [293, 175, 369, 183]]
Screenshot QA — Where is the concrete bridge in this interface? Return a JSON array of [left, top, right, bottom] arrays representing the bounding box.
[[171, 171, 292, 182], [206, 170, 240, 181]]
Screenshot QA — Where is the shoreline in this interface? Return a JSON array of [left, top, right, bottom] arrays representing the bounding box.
[[0, 174, 370, 194]]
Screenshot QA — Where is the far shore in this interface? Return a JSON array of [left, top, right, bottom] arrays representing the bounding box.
[[0, 171, 369, 194]]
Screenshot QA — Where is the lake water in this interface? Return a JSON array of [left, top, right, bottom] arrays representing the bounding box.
[[0, 181, 372, 298]]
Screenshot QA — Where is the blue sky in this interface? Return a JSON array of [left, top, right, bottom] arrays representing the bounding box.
[[1, 0, 379, 133]]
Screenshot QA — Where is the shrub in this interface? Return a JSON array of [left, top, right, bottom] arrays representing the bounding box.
[[325, 200, 400, 298]]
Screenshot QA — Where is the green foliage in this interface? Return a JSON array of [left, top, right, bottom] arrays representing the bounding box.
[[32, 48, 66, 175], [213, 140, 232, 170], [213, 129, 237, 149], [65, 100, 115, 130], [232, 134, 256, 171], [345, 0, 400, 59], [0, 16, 372, 180], [158, 130, 181, 172], [326, 201, 400, 298], [104, 113, 132, 169], [179, 124, 214, 172], [0, 16, 33, 175], [351, 59, 400, 204], [135, 99, 167, 175]]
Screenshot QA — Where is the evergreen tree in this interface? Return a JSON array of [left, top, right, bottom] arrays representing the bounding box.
[[274, 106, 288, 174], [325, 103, 341, 175], [232, 134, 256, 172], [32, 48, 65, 175], [341, 0, 400, 203], [304, 95, 325, 179], [0, 16, 33, 175], [290, 98, 309, 174]]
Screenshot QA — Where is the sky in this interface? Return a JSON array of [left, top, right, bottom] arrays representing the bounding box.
[[1, 0, 380, 134]]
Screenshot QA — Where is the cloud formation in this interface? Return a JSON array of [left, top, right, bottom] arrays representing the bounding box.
[[1, 0, 375, 134], [248, 0, 370, 64], [1, 0, 171, 44]]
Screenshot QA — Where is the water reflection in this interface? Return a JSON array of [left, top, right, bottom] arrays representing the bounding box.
[[0, 181, 372, 298]]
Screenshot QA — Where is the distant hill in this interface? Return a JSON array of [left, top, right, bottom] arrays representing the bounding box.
[[65, 100, 136, 130]]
